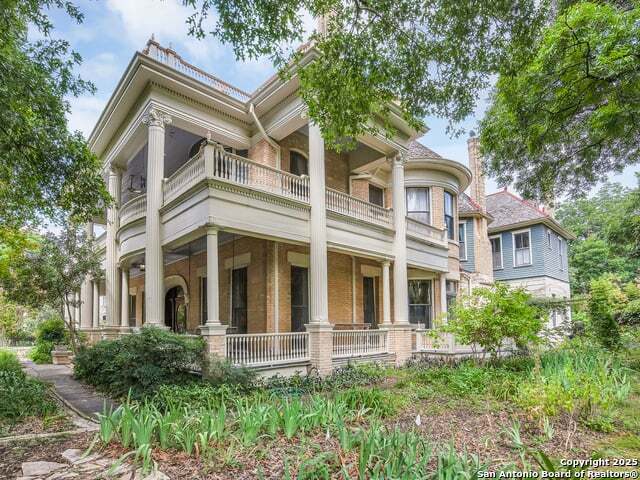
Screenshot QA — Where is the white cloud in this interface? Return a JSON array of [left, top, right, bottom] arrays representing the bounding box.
[[105, 0, 223, 63], [79, 52, 122, 86], [66, 95, 108, 138]]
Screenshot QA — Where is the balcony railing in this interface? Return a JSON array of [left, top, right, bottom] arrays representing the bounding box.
[[326, 189, 393, 228], [144, 41, 251, 102], [332, 329, 388, 358], [406, 217, 447, 246], [119, 194, 147, 226], [226, 332, 309, 367], [163, 146, 311, 205], [414, 329, 452, 352]]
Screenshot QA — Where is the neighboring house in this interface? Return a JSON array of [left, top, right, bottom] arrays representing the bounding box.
[[457, 136, 575, 331], [484, 190, 575, 329], [74, 38, 474, 374]]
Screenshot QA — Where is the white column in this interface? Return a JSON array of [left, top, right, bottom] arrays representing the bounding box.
[[308, 121, 329, 324], [142, 107, 171, 326], [273, 242, 279, 333], [106, 170, 121, 326], [440, 274, 448, 316], [391, 155, 409, 324], [205, 227, 220, 326], [120, 268, 130, 328], [92, 281, 100, 328], [80, 222, 94, 329], [382, 260, 391, 325], [74, 292, 81, 328], [351, 256, 357, 324]]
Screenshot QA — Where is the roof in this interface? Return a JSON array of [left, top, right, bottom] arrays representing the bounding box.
[[486, 190, 575, 239], [458, 192, 482, 215], [407, 140, 442, 160]]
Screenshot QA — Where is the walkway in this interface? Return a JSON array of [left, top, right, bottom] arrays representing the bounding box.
[[21, 361, 117, 421]]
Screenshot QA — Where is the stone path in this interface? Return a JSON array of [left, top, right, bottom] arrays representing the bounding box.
[[21, 361, 117, 420], [19, 449, 169, 480]]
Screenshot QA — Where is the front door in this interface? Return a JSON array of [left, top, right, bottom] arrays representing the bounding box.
[[363, 277, 377, 328], [164, 286, 186, 333], [231, 267, 248, 334], [291, 266, 309, 332]]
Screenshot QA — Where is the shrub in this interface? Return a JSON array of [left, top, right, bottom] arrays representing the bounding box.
[[588, 277, 621, 349], [619, 299, 640, 326], [0, 349, 22, 374], [204, 356, 257, 392], [29, 316, 67, 364], [444, 283, 543, 358], [0, 370, 58, 419], [74, 326, 205, 398]]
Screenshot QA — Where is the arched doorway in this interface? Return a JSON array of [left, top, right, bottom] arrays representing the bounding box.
[[165, 286, 187, 333]]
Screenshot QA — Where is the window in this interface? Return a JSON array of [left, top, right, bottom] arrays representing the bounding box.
[[408, 280, 432, 328], [513, 231, 532, 266], [446, 281, 458, 310], [289, 151, 308, 176], [200, 277, 207, 324], [128, 295, 137, 327], [458, 223, 467, 260], [368, 184, 384, 207], [490, 236, 503, 269], [558, 238, 564, 271], [444, 191, 455, 240], [547, 230, 553, 249], [406, 187, 430, 224], [231, 268, 248, 334], [363, 277, 378, 327], [291, 266, 309, 332]]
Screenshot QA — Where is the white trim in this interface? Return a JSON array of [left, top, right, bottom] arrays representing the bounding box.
[[458, 222, 467, 261], [223, 252, 251, 270], [547, 229, 553, 249], [512, 229, 533, 267], [405, 186, 432, 225], [287, 251, 309, 268], [361, 264, 382, 277], [489, 234, 503, 270], [164, 274, 190, 304]]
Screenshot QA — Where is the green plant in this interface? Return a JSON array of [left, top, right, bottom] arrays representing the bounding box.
[[334, 387, 404, 418], [0, 349, 22, 374], [0, 369, 58, 420], [444, 283, 543, 358], [73, 326, 205, 398], [620, 299, 640, 326], [29, 316, 67, 364], [204, 356, 257, 392], [588, 276, 622, 350]]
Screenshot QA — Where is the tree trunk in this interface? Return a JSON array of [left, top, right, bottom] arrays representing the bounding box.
[[64, 300, 78, 355]]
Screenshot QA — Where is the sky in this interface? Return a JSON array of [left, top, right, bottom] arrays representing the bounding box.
[[48, 0, 638, 196]]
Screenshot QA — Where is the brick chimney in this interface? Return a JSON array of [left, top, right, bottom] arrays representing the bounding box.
[[467, 133, 486, 212]]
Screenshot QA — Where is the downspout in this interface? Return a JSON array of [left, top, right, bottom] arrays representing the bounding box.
[[249, 103, 281, 169]]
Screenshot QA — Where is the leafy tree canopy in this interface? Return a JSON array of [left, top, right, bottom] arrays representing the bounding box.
[[183, 0, 546, 149], [556, 176, 640, 293], [480, 1, 640, 201], [0, 0, 109, 234]]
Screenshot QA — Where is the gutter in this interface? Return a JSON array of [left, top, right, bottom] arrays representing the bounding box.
[[249, 103, 281, 169]]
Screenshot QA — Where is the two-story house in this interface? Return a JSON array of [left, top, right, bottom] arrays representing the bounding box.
[[72, 38, 475, 374], [456, 136, 574, 330]]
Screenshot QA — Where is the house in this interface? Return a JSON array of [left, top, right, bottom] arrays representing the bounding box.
[[71, 38, 570, 374], [457, 136, 575, 330]]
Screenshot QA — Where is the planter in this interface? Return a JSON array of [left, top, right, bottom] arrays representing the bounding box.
[[51, 346, 73, 365]]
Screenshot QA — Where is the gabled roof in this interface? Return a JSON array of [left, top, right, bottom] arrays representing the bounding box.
[[407, 140, 442, 159], [486, 190, 575, 239], [458, 192, 482, 215]]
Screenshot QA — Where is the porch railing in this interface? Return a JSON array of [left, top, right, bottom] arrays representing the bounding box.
[[226, 332, 309, 367], [414, 329, 452, 352], [406, 217, 447, 245], [326, 188, 393, 228], [120, 194, 147, 226], [163, 151, 206, 204], [332, 329, 388, 358]]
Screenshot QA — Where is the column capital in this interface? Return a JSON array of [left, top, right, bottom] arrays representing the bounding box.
[[142, 107, 172, 128], [382, 260, 391, 268], [108, 164, 125, 177], [206, 225, 219, 235]]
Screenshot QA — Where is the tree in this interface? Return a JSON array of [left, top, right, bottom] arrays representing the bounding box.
[[480, 1, 640, 201], [588, 276, 622, 350], [0, 0, 109, 235], [0, 224, 102, 353], [442, 283, 543, 359], [555, 178, 640, 294], [183, 0, 546, 149]]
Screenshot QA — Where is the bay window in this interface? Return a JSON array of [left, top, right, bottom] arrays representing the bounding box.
[[406, 187, 430, 224]]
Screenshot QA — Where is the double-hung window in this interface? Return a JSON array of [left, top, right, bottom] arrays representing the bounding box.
[[406, 187, 430, 224], [490, 236, 503, 269], [458, 223, 467, 260], [513, 231, 532, 266], [444, 191, 455, 240], [368, 184, 384, 207], [558, 238, 564, 270]]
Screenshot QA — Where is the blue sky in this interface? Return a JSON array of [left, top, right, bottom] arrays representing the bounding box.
[[49, 0, 638, 195]]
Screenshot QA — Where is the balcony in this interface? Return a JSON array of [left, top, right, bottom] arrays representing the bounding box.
[[406, 217, 447, 247]]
